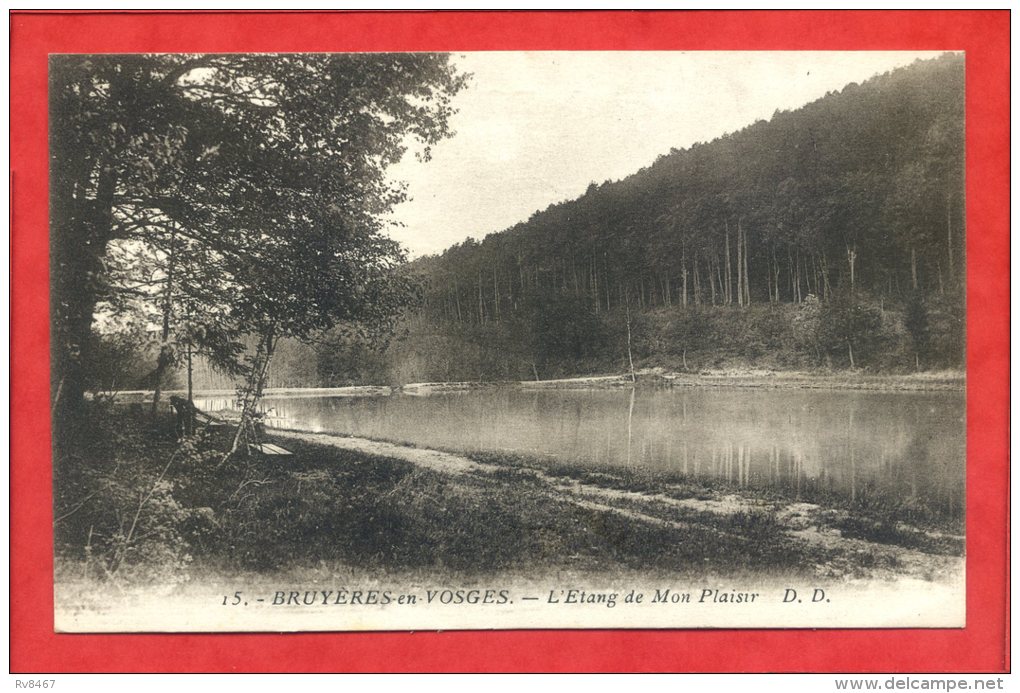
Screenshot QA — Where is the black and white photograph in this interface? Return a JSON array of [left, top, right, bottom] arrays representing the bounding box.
[[50, 50, 966, 631]]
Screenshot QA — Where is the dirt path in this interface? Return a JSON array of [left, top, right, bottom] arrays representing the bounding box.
[[271, 429, 963, 583], [274, 430, 487, 475]]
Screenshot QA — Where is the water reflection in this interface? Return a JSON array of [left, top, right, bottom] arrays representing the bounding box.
[[197, 387, 964, 518]]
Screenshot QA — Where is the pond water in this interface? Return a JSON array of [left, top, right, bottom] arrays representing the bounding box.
[[197, 387, 965, 518]]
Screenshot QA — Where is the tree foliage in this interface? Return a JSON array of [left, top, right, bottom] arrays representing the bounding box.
[[50, 53, 467, 431]]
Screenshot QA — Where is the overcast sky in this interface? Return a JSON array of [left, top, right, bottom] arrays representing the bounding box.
[[384, 51, 946, 258]]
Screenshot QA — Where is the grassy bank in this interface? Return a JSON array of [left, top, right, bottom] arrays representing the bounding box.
[[55, 406, 962, 591]]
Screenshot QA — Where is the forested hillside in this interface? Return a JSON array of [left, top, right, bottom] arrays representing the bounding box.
[[362, 54, 965, 383], [169, 54, 966, 390], [421, 55, 963, 315]]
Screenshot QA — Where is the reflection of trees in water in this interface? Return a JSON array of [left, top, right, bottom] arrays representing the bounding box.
[[904, 434, 929, 501], [196, 390, 962, 513], [626, 387, 635, 466]]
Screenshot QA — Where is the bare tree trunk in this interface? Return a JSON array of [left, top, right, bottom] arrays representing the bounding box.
[[798, 253, 803, 303], [604, 253, 611, 311], [820, 252, 831, 300], [185, 339, 194, 435], [150, 227, 177, 421], [714, 256, 724, 306], [221, 328, 278, 466], [493, 263, 500, 321], [51, 154, 118, 432], [625, 299, 636, 383], [709, 258, 717, 305], [795, 250, 801, 303], [477, 271, 485, 324], [741, 219, 751, 306], [570, 250, 579, 298], [788, 248, 795, 301], [724, 221, 732, 305], [847, 245, 856, 293], [693, 261, 701, 305], [681, 249, 688, 308], [765, 249, 773, 303], [736, 223, 743, 307], [910, 247, 918, 290], [772, 245, 780, 303]]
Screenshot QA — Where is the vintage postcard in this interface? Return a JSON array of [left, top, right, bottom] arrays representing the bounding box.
[[49, 49, 966, 633]]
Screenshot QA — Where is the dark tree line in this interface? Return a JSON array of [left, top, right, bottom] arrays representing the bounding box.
[[408, 55, 964, 343]]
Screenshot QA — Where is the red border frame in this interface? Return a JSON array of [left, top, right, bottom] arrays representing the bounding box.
[[10, 10, 1009, 673]]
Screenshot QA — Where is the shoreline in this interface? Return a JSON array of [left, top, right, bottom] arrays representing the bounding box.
[[105, 368, 965, 403], [519, 368, 964, 392], [269, 428, 963, 583]]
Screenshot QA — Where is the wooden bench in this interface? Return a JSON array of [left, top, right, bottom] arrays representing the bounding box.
[[248, 442, 293, 456]]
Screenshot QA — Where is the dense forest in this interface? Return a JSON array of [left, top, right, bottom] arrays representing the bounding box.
[[102, 54, 965, 392], [372, 53, 966, 382]]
